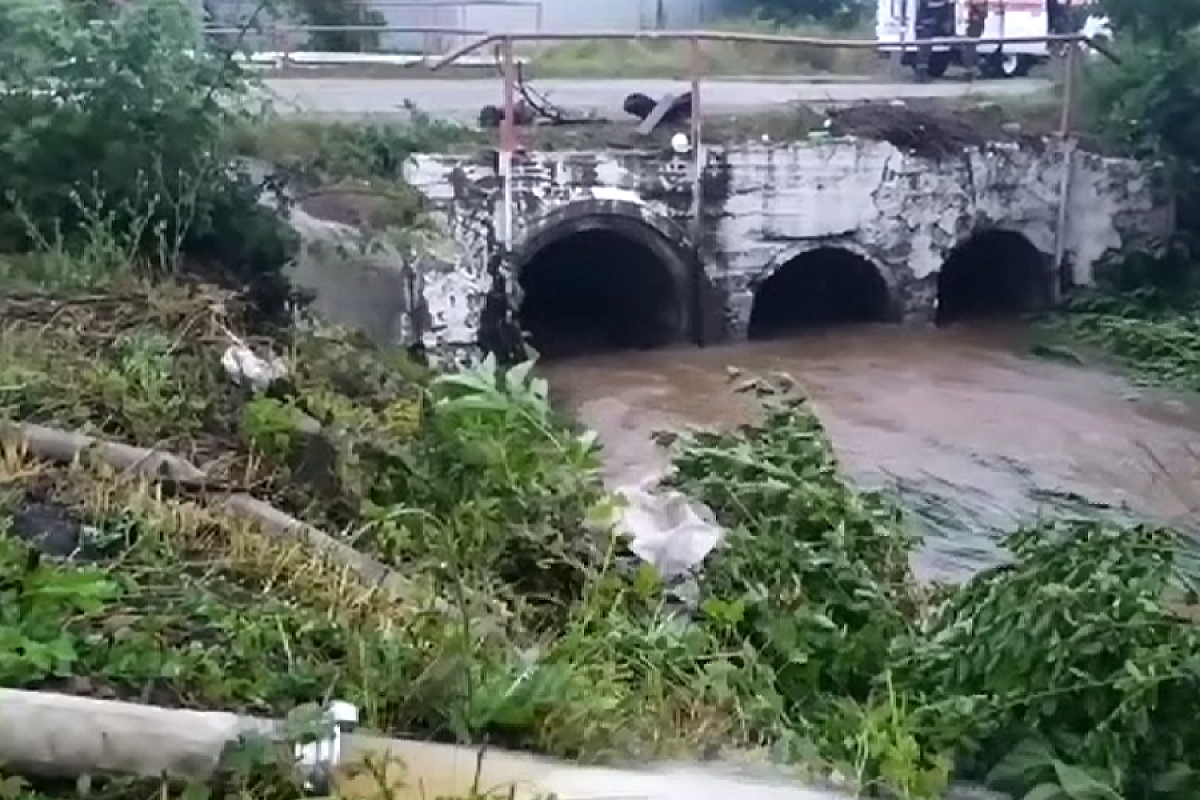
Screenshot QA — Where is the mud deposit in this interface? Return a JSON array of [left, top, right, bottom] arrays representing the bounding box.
[[542, 322, 1200, 582]]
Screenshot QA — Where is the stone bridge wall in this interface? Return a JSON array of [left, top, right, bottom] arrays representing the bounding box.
[[401, 138, 1172, 354]]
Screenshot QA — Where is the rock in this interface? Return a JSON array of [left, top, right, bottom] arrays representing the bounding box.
[[7, 500, 89, 559], [285, 207, 427, 348]]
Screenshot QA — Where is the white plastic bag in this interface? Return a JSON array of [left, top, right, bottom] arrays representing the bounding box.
[[611, 480, 724, 578]]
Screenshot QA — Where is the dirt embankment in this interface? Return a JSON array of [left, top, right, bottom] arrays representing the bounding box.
[[506, 96, 1094, 157]]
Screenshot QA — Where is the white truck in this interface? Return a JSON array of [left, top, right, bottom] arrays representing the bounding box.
[[875, 0, 1080, 80]]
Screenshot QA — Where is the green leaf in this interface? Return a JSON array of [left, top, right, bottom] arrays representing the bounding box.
[[1052, 761, 1121, 800], [1151, 763, 1198, 795], [987, 739, 1057, 789], [1023, 783, 1066, 800], [504, 359, 535, 393]]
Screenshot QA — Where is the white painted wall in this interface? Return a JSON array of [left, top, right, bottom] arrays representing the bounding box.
[[398, 139, 1171, 352]]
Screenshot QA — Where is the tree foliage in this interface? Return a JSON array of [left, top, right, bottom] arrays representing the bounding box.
[[1089, 0, 1200, 196], [734, 0, 871, 29], [286, 0, 385, 52], [0, 0, 298, 315]]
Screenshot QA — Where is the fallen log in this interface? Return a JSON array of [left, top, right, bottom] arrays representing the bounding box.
[[0, 688, 275, 781], [0, 419, 413, 598], [0, 421, 207, 483], [0, 689, 548, 800]]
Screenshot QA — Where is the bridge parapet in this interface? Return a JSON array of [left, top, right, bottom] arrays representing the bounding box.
[[403, 136, 1171, 354]]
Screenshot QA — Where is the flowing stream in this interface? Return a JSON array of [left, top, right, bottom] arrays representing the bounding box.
[[543, 321, 1200, 581], [373, 322, 1200, 799]]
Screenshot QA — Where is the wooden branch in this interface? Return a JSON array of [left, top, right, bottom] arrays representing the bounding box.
[[0, 421, 207, 483], [0, 419, 413, 598]]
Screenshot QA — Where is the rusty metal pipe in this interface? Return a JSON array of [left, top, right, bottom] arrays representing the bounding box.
[[432, 30, 1104, 70], [203, 25, 488, 35]]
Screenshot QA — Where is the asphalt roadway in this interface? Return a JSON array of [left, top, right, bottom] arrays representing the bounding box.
[[261, 75, 1051, 119]]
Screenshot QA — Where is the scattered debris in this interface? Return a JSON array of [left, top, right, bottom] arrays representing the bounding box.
[[477, 100, 536, 128], [479, 63, 608, 128], [827, 100, 1047, 158], [611, 481, 724, 579], [623, 91, 694, 134], [8, 500, 89, 559], [219, 338, 289, 392]]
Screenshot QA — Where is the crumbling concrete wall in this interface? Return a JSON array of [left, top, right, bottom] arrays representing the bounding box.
[[403, 137, 1171, 352]]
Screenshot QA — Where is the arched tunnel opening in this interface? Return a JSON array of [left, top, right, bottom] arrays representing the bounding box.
[[516, 225, 684, 359], [936, 230, 1052, 325], [746, 247, 892, 340]]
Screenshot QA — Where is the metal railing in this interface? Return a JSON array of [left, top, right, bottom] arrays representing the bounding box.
[[203, 24, 495, 65], [429, 28, 1111, 315]]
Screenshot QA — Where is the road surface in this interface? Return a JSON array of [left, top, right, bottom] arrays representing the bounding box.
[[262, 76, 1051, 119]]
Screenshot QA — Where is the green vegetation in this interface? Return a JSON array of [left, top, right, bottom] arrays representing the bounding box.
[[1, 3, 1199, 800], [1054, 248, 1200, 392], [1055, 1, 1200, 392], [226, 109, 484, 235]]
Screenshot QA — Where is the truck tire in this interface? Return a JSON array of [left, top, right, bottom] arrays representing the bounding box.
[[913, 51, 951, 80], [985, 52, 1032, 79]]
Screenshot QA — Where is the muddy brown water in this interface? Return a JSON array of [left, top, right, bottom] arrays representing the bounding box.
[[542, 322, 1200, 582]]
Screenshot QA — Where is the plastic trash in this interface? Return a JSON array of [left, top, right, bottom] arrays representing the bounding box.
[[612, 481, 724, 578], [220, 343, 288, 392]]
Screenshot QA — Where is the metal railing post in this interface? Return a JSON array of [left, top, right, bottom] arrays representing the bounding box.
[[1051, 43, 1080, 304], [499, 36, 518, 256], [688, 36, 706, 346]]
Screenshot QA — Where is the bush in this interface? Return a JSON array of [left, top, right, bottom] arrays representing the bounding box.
[[1064, 2, 1200, 388], [0, 0, 298, 317]]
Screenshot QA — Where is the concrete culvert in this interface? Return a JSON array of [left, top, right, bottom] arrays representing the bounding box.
[[747, 247, 892, 340], [517, 224, 685, 359], [936, 230, 1052, 326]]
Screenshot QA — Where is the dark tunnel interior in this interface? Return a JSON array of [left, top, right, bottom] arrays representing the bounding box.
[[936, 230, 1052, 325], [517, 227, 682, 359], [746, 247, 892, 340]]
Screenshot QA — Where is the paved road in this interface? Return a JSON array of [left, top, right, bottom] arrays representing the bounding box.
[[262, 76, 1051, 119]]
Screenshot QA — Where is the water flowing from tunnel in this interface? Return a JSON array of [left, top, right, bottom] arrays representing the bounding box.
[[540, 321, 1200, 582]]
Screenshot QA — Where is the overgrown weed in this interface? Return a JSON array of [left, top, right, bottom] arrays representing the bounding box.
[[5, 304, 1200, 799], [1052, 246, 1200, 392]]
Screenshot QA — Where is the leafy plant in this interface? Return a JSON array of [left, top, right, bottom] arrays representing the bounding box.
[[898, 520, 1200, 799], [0, 535, 120, 686], [0, 0, 299, 318]]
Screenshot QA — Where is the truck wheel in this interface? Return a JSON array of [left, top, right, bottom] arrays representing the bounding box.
[[927, 51, 951, 78], [913, 51, 949, 80], [986, 52, 1032, 78]]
